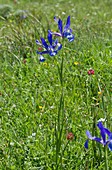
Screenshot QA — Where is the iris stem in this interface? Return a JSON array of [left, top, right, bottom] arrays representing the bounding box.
[[104, 146, 108, 170], [56, 52, 64, 169], [57, 55, 64, 87]]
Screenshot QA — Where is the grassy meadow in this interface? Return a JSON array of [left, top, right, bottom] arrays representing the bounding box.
[[0, 0, 112, 169]]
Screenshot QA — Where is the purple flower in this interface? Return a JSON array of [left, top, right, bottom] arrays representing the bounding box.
[[49, 16, 74, 42], [36, 32, 62, 62], [84, 122, 112, 151]]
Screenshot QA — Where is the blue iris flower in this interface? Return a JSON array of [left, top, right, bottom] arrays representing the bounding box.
[[84, 121, 112, 151], [36, 32, 62, 62], [49, 16, 74, 42]]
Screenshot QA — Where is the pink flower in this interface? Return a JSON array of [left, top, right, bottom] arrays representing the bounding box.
[[66, 132, 74, 140], [38, 47, 43, 51], [87, 69, 94, 75]]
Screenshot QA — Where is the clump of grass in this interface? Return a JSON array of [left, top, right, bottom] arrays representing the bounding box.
[[0, 4, 13, 19]]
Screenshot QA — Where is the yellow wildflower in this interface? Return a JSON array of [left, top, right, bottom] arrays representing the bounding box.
[[43, 62, 47, 66], [74, 62, 79, 65], [98, 91, 102, 95], [39, 106, 43, 109]]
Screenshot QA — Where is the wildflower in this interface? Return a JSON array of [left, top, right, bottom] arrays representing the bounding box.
[[87, 69, 94, 75], [10, 142, 14, 146], [32, 133, 36, 137], [23, 59, 26, 64], [84, 121, 112, 151], [66, 132, 74, 140], [39, 55, 46, 62], [39, 106, 43, 109], [49, 16, 74, 42], [98, 91, 102, 95], [36, 32, 62, 62], [38, 47, 43, 51], [74, 61, 79, 65], [43, 62, 48, 66]]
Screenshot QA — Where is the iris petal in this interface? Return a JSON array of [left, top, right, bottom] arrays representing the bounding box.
[[36, 51, 48, 55], [100, 129, 106, 143], [67, 34, 74, 42], [39, 55, 45, 62], [48, 30, 62, 37], [97, 122, 106, 143], [109, 133, 112, 140], [53, 39, 58, 47], [104, 128, 111, 136], [63, 32, 74, 42], [86, 130, 102, 143], [58, 19, 63, 35], [64, 16, 70, 32], [52, 39, 62, 51], [97, 122, 104, 130], [93, 137, 102, 144], [49, 51, 57, 56], [86, 130, 93, 139], [108, 141, 112, 151], [54, 16, 59, 23], [48, 30, 53, 35], [57, 43, 62, 51], [48, 33, 52, 45], [84, 139, 89, 149], [53, 32, 62, 37], [36, 40, 41, 45], [41, 38, 48, 49]]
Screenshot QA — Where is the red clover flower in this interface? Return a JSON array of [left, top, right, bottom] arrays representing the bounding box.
[[66, 132, 74, 140], [87, 69, 94, 75]]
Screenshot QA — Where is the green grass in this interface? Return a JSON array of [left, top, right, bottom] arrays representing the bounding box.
[[0, 0, 112, 169]]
